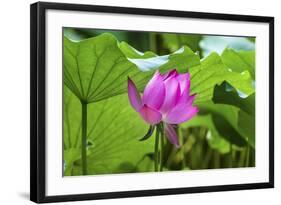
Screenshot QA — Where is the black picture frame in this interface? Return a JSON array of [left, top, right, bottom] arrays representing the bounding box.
[[30, 1, 274, 203]]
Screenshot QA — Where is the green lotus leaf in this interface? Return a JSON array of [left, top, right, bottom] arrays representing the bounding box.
[[63, 86, 155, 175]]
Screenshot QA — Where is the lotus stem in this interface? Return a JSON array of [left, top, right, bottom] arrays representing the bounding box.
[[229, 143, 233, 168], [160, 123, 164, 172], [154, 125, 160, 172], [149, 33, 157, 53], [245, 145, 250, 167], [81, 102, 88, 175]]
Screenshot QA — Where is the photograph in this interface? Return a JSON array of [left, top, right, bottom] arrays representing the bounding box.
[[63, 28, 256, 176], [0, 0, 277, 203]]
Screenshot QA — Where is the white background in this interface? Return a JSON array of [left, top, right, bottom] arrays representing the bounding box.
[[0, 0, 278, 204]]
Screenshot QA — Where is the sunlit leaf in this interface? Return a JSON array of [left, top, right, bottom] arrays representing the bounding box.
[[119, 40, 201, 72], [161, 33, 202, 54], [221, 49, 255, 79], [64, 148, 80, 175], [64, 34, 201, 103], [190, 53, 254, 103], [63, 86, 155, 175], [64, 33, 139, 103], [119, 41, 157, 59]]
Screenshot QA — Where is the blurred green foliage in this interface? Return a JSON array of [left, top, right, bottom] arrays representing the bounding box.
[[63, 28, 255, 176]]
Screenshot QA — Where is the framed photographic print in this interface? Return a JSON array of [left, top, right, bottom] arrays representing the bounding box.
[[30, 1, 274, 203]]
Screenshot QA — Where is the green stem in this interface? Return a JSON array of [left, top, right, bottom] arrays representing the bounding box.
[[202, 148, 213, 169], [245, 145, 250, 167], [229, 143, 233, 168], [214, 151, 220, 168], [81, 102, 88, 175], [176, 34, 183, 48], [179, 129, 186, 169], [154, 125, 160, 172], [238, 149, 246, 167], [149, 33, 157, 53], [166, 147, 177, 168], [160, 124, 164, 172]]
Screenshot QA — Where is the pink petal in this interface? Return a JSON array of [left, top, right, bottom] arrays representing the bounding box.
[[176, 73, 190, 95], [143, 71, 166, 109], [177, 92, 196, 105], [139, 104, 162, 125], [160, 76, 181, 114], [176, 74, 193, 105], [163, 69, 178, 80], [164, 104, 199, 124], [185, 94, 196, 106], [128, 77, 142, 111], [164, 123, 179, 148]]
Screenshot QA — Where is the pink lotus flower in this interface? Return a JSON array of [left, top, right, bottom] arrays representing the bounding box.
[[128, 69, 199, 147]]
